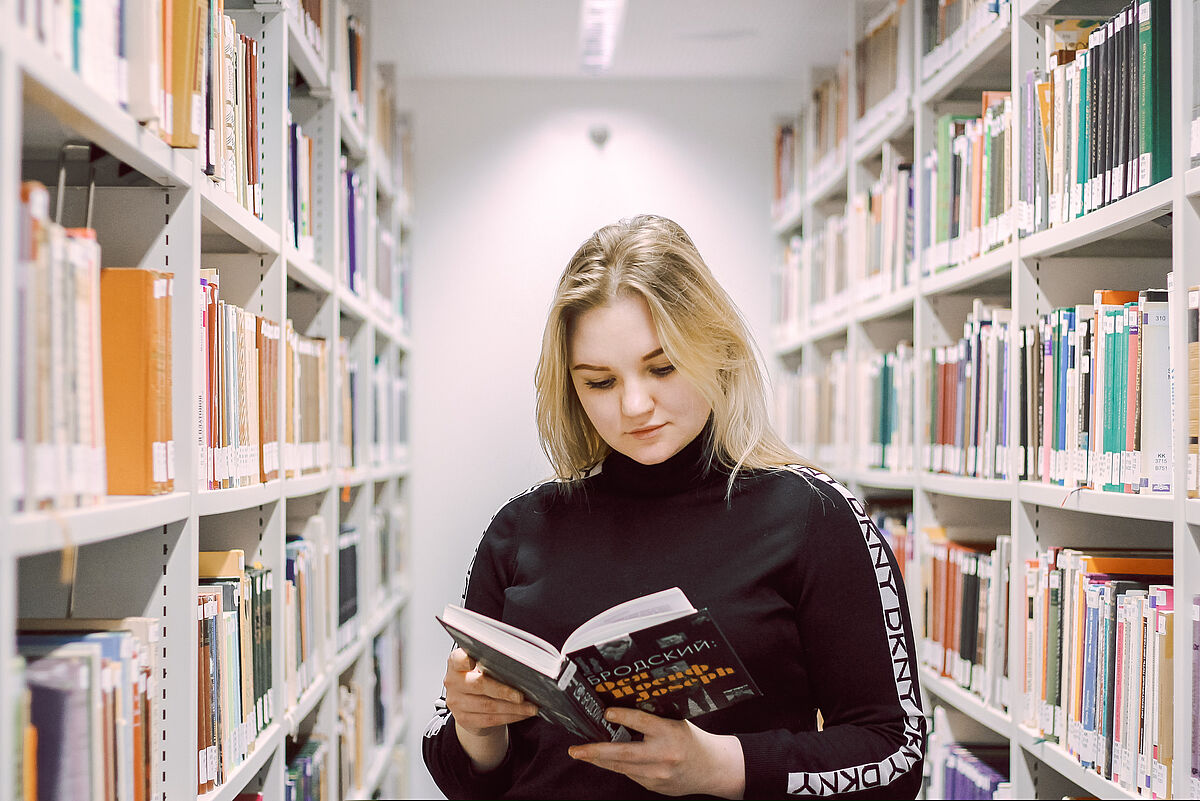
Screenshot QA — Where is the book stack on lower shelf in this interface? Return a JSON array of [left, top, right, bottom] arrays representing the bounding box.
[[866, 499, 914, 580], [926, 708, 1012, 799], [285, 516, 330, 712], [285, 735, 332, 801], [918, 528, 1013, 714], [14, 616, 164, 801], [197, 549, 275, 795], [1020, 547, 1174, 796]]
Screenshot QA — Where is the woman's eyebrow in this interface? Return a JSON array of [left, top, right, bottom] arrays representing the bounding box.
[[572, 348, 665, 372]]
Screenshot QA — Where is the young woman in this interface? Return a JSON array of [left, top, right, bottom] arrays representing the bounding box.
[[423, 215, 925, 799]]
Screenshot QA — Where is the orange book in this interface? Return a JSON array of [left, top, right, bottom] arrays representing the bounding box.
[[167, 0, 203, 148], [99, 268, 174, 494], [23, 720, 36, 801], [980, 90, 1011, 120]]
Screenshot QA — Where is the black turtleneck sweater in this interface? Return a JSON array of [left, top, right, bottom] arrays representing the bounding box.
[[422, 434, 925, 800]]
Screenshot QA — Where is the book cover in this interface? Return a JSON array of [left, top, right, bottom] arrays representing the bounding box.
[[570, 610, 760, 721], [100, 268, 174, 495]]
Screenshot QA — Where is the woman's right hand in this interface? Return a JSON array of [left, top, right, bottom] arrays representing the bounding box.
[[444, 647, 540, 737]]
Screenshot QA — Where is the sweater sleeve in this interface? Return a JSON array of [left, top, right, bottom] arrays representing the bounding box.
[[735, 470, 926, 799], [421, 500, 524, 799]]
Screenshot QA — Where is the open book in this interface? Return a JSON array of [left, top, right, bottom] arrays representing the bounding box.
[[438, 587, 760, 742]]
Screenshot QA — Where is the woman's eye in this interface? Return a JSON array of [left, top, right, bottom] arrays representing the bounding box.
[[650, 365, 676, 377], [584, 378, 615, 389]]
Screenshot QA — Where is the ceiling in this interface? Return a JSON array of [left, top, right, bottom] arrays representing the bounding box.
[[369, 0, 850, 83]]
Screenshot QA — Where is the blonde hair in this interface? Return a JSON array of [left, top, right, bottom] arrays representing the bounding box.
[[534, 215, 806, 488]]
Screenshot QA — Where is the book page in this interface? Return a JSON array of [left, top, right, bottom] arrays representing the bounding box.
[[563, 587, 694, 655], [439, 606, 563, 676]]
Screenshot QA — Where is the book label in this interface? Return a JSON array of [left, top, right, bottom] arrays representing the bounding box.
[[152, 441, 167, 484]]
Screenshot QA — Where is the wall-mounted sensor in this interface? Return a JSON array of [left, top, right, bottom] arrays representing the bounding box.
[[589, 125, 610, 149]]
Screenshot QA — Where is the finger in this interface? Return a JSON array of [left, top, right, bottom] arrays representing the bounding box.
[[464, 669, 527, 704], [603, 706, 675, 735], [568, 741, 659, 766], [450, 694, 538, 718], [448, 648, 477, 672]]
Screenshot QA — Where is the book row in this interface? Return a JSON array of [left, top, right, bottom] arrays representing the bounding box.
[[773, 349, 847, 470], [1019, 5, 1172, 239], [286, 736, 332, 801], [918, 529, 1014, 713], [284, 520, 329, 710], [926, 707, 1012, 799], [290, 0, 324, 59], [15, 181, 175, 508], [779, 216, 849, 331], [861, 344, 917, 474], [288, 117, 318, 261], [201, 3, 265, 220], [809, 54, 849, 183], [200, 271, 277, 489], [849, 148, 916, 303], [855, 3, 903, 125], [920, 0, 1008, 66], [336, 622, 403, 798], [14, 180, 415, 510], [12, 616, 164, 801], [921, 94, 1015, 275], [926, 300, 1014, 479], [339, 157, 368, 296], [1018, 288, 1173, 493], [196, 549, 275, 794], [1020, 547, 1176, 797], [6, 523, 401, 801]]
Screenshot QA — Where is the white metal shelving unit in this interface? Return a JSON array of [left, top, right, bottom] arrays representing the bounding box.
[[772, 0, 1200, 797], [0, 0, 413, 799]]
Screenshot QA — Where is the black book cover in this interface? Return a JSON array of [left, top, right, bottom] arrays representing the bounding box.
[[568, 610, 760, 721], [1087, 30, 1099, 210], [1111, 7, 1125, 202], [1127, 3, 1140, 196]]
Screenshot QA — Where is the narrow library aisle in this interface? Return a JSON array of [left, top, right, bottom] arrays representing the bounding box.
[[4, 0, 1200, 799]]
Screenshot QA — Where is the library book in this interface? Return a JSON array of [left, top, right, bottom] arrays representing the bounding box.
[[438, 587, 759, 743]]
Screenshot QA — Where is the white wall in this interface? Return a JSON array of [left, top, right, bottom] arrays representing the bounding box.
[[400, 77, 799, 798]]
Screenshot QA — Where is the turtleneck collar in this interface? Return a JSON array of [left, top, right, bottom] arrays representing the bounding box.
[[592, 420, 729, 497]]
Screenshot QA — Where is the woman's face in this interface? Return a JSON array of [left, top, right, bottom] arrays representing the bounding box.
[[569, 294, 712, 465]]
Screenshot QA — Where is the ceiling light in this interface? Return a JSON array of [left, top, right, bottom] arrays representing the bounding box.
[[579, 0, 626, 75]]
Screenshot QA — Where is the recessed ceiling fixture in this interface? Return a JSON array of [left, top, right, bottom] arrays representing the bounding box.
[[579, 0, 626, 75]]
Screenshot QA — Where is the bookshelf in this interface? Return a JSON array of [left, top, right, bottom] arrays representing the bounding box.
[[0, 1, 412, 800], [772, 0, 1200, 797]]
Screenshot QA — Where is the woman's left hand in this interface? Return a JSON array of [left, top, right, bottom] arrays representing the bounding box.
[[567, 708, 746, 799]]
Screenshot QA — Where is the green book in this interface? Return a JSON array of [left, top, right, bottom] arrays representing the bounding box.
[[1139, 0, 1172, 187], [936, 114, 975, 244]]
